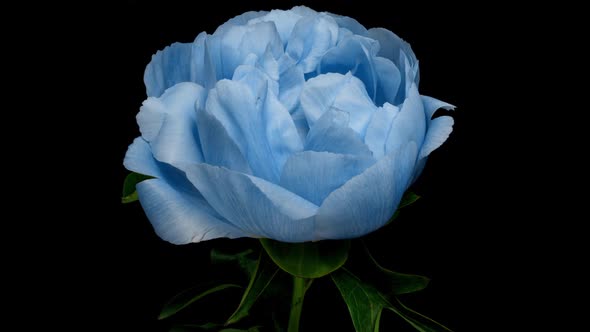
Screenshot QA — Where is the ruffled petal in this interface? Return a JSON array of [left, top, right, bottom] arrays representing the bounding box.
[[315, 142, 418, 239], [205, 79, 302, 183], [248, 8, 314, 46], [183, 163, 318, 242], [280, 151, 375, 205], [136, 82, 205, 166], [367, 28, 419, 102], [319, 34, 379, 100], [300, 72, 377, 135], [144, 43, 192, 98], [367, 27, 417, 67], [190, 32, 217, 90], [305, 108, 373, 157], [208, 21, 284, 80], [286, 13, 339, 73]]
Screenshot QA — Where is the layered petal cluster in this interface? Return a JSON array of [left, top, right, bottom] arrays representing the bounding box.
[[124, 6, 455, 243]]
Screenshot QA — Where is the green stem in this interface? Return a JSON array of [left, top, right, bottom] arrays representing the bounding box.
[[288, 276, 312, 332]]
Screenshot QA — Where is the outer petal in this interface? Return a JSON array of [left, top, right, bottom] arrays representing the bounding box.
[[205, 79, 302, 183], [299, 72, 377, 135], [144, 43, 192, 98], [123, 137, 161, 178], [385, 84, 426, 155], [124, 139, 248, 244], [419, 95, 456, 159], [305, 108, 373, 157], [420, 116, 454, 159], [286, 13, 339, 73], [280, 151, 375, 206], [183, 163, 318, 242], [137, 169, 247, 245], [136, 82, 205, 166], [315, 142, 418, 239], [421, 95, 456, 120]]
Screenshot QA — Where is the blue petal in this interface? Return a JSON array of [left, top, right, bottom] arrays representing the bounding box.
[[373, 57, 401, 106], [315, 142, 418, 239], [286, 13, 339, 73], [183, 163, 318, 242], [385, 84, 426, 155], [280, 151, 375, 206], [418, 95, 456, 159], [367, 28, 419, 102], [196, 106, 252, 174], [216, 10, 268, 29], [205, 79, 302, 183], [290, 107, 310, 142], [248, 8, 314, 47], [420, 116, 454, 159], [364, 102, 400, 159], [367, 28, 417, 67], [123, 137, 161, 178], [208, 21, 283, 80], [421, 95, 456, 119], [190, 32, 217, 90], [328, 14, 368, 36], [144, 42, 192, 98], [137, 169, 247, 244], [278, 62, 305, 113], [300, 72, 377, 136], [232, 64, 279, 98], [319, 34, 379, 100], [305, 108, 373, 157], [136, 82, 205, 166]]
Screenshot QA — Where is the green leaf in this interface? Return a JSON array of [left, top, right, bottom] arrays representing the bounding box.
[[362, 243, 429, 295], [386, 298, 454, 332], [159, 283, 241, 320], [332, 269, 388, 332], [332, 269, 452, 332], [121, 172, 153, 203], [399, 191, 420, 209], [211, 248, 257, 279], [226, 253, 279, 325], [260, 239, 350, 278]]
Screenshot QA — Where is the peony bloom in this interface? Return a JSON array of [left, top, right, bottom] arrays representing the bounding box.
[[124, 6, 455, 243]]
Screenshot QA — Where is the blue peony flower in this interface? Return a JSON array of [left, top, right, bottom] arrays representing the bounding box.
[[124, 6, 455, 244]]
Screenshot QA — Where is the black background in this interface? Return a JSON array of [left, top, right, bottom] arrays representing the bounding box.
[[72, 0, 530, 330]]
